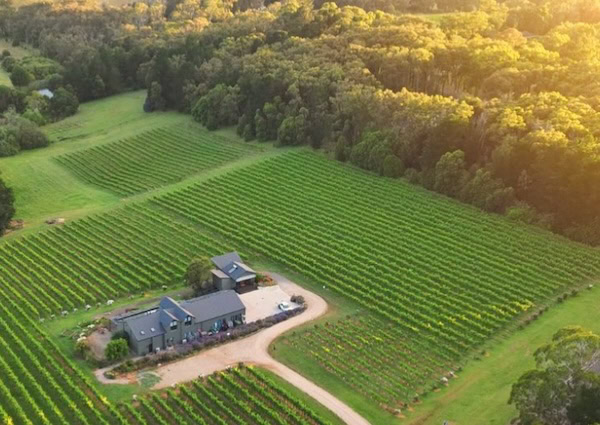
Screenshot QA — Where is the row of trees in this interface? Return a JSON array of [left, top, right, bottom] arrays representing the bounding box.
[[0, 174, 14, 235], [1, 0, 599, 244]]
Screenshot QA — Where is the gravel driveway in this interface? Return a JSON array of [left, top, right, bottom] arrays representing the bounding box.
[[240, 285, 297, 322], [153, 272, 371, 425]]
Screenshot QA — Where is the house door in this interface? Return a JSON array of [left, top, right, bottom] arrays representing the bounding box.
[[149, 342, 153, 354]]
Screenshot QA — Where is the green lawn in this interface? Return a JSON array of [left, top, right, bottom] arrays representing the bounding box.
[[404, 282, 600, 425]]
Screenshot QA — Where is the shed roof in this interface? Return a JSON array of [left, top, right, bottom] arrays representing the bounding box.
[[212, 252, 243, 270], [212, 268, 229, 279], [211, 252, 256, 282], [37, 88, 54, 98]]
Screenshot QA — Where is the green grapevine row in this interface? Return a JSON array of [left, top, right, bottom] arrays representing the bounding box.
[[56, 124, 256, 196]]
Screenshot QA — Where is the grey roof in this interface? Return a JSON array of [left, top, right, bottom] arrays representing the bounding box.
[[37, 88, 54, 98], [122, 292, 245, 341], [211, 252, 256, 282], [126, 311, 164, 342], [212, 252, 243, 270], [159, 296, 194, 320], [212, 268, 229, 279], [180, 290, 245, 323]]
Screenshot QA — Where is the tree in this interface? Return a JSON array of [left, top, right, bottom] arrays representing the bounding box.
[[434, 150, 469, 197], [105, 338, 129, 362], [16, 122, 49, 150], [9, 65, 32, 87], [0, 175, 14, 235], [49, 88, 79, 119], [147, 81, 165, 112], [509, 326, 600, 425], [185, 256, 213, 294]]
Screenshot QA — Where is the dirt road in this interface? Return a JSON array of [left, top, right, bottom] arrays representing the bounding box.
[[153, 273, 371, 425]]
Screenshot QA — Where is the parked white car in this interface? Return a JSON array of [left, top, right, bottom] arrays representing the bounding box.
[[278, 301, 292, 311]]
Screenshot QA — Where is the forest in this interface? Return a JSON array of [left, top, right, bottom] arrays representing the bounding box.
[[0, 0, 599, 244]]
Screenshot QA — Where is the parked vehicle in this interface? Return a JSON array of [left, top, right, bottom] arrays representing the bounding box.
[[278, 301, 292, 311]]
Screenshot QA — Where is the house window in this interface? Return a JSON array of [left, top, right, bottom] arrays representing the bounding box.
[[184, 316, 192, 326], [170, 320, 178, 330]]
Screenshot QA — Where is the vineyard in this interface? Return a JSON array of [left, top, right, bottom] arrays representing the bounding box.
[[279, 313, 453, 407], [153, 149, 600, 406], [118, 366, 334, 425], [0, 204, 232, 316], [0, 283, 126, 425], [56, 124, 257, 196]]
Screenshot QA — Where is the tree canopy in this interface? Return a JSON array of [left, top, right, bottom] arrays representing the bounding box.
[[1, 0, 600, 243], [0, 174, 14, 235], [184, 256, 214, 294], [509, 326, 600, 425]]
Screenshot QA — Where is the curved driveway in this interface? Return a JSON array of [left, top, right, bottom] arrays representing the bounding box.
[[152, 272, 371, 425]]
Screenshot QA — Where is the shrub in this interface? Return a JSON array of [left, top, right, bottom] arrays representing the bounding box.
[[382, 154, 405, 178], [50, 87, 79, 119], [105, 338, 129, 362], [10, 65, 32, 87], [1, 50, 10, 58], [290, 294, 306, 305], [22, 108, 46, 126], [0, 127, 19, 157], [16, 122, 49, 150], [112, 330, 130, 343], [75, 338, 90, 358], [1, 56, 15, 72]]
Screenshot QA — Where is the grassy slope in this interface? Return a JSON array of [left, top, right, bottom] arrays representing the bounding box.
[[404, 282, 600, 425], [0, 90, 270, 237], [0, 39, 36, 86], [0, 91, 172, 232]]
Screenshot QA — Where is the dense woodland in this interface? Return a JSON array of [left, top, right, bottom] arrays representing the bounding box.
[[0, 0, 599, 245]]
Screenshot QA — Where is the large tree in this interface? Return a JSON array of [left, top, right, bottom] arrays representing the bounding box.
[[0, 174, 15, 235], [509, 326, 600, 425], [184, 256, 214, 294]]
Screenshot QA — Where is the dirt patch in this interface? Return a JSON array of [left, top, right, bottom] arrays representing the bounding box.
[[87, 328, 112, 361]]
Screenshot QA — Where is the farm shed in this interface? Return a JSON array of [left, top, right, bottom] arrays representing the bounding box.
[[113, 291, 245, 356], [211, 251, 257, 293]]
